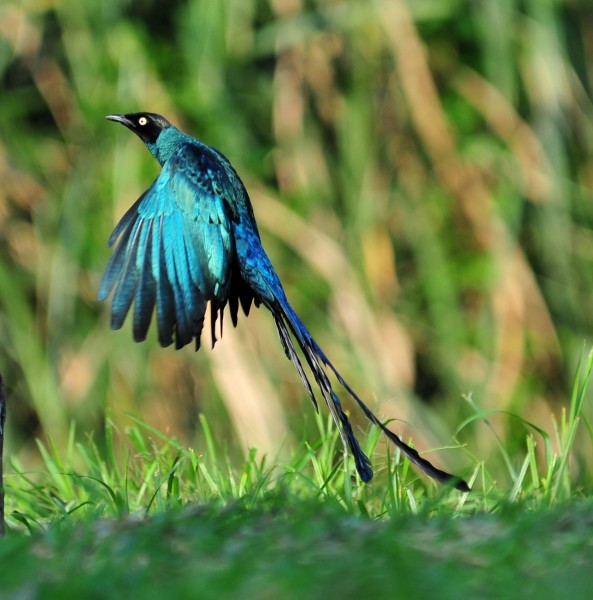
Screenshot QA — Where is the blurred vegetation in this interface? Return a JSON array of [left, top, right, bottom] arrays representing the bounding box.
[[1, 0, 593, 490]]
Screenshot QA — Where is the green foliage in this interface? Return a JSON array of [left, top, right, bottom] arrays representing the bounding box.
[[4, 347, 592, 533], [0, 382, 592, 597], [2, 413, 439, 531], [4, 494, 593, 600]]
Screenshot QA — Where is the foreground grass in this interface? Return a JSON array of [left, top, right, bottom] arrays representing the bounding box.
[[2, 494, 593, 600], [0, 348, 592, 599], [6, 348, 593, 531], [5, 412, 472, 529]]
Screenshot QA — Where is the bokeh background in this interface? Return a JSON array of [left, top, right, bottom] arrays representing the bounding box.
[[1, 0, 592, 486]]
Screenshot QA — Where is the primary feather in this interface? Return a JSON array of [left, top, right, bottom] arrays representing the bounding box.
[[99, 112, 469, 492]]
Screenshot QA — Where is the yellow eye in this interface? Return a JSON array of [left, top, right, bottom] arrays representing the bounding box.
[[138, 117, 148, 126]]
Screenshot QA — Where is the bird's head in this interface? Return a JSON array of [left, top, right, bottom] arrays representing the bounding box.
[[105, 112, 171, 145]]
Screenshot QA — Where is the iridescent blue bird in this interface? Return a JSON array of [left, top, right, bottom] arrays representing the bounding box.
[[99, 112, 469, 492]]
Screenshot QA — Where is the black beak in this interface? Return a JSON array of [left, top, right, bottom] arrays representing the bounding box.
[[105, 114, 135, 128]]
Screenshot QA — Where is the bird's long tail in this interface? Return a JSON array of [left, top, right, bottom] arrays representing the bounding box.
[[269, 298, 469, 492]]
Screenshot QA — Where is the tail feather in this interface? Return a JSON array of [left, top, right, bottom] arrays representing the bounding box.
[[271, 299, 469, 491], [273, 311, 373, 482], [274, 316, 319, 412]]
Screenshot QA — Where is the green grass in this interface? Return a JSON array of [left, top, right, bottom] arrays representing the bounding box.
[[2, 348, 591, 596], [1, 348, 592, 598], [0, 348, 591, 597], [4, 494, 593, 599]]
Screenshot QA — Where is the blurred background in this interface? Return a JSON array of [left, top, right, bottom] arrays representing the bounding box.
[[1, 0, 592, 486]]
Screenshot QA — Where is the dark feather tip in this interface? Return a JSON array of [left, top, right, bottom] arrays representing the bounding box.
[[454, 479, 471, 493]]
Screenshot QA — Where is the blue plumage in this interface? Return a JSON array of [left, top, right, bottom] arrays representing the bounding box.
[[99, 112, 469, 491]]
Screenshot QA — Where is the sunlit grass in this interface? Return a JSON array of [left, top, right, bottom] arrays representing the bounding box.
[[1, 348, 592, 596], [4, 347, 592, 534]]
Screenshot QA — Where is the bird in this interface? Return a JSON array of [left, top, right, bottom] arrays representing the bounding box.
[[98, 112, 470, 492]]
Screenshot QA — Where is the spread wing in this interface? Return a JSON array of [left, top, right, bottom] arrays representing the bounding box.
[[98, 142, 244, 349]]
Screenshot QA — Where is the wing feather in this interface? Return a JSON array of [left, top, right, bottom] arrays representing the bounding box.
[[111, 219, 143, 329], [99, 142, 243, 349], [133, 218, 156, 342]]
